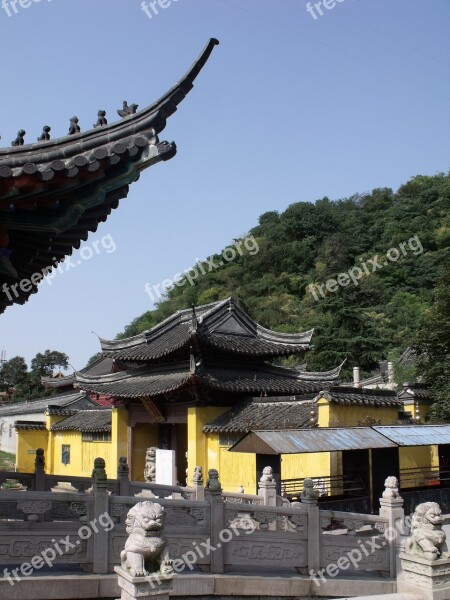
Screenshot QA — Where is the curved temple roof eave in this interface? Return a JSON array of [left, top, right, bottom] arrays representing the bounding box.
[[0, 38, 220, 168]]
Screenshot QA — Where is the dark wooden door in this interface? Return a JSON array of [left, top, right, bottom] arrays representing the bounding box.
[[371, 447, 400, 510], [256, 454, 281, 494]]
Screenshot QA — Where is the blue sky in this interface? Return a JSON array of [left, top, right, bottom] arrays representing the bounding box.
[[0, 0, 449, 369]]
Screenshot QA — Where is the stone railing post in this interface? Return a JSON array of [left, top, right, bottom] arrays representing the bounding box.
[[117, 456, 130, 497], [301, 478, 320, 574], [92, 458, 109, 574], [34, 448, 46, 492], [379, 476, 405, 577], [205, 469, 224, 574], [258, 469, 277, 507], [192, 466, 204, 501]]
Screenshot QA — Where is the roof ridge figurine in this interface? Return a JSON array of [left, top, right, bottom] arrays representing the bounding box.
[[118, 101, 139, 118]]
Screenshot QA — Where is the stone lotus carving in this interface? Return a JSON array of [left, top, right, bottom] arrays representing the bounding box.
[[144, 447, 156, 483], [382, 476, 401, 499], [120, 501, 173, 577], [404, 502, 449, 561]]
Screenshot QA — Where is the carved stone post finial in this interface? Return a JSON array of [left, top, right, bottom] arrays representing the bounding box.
[[34, 448, 45, 492], [382, 476, 402, 501], [258, 466, 276, 507], [379, 475, 405, 577], [193, 466, 204, 501], [205, 468, 222, 494], [300, 478, 319, 505], [92, 457, 107, 489], [117, 456, 130, 496]]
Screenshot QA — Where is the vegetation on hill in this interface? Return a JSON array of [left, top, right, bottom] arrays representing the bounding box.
[[0, 350, 69, 402], [118, 173, 449, 416]]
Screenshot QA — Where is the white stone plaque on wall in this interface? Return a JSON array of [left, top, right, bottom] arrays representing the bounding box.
[[155, 449, 176, 485]]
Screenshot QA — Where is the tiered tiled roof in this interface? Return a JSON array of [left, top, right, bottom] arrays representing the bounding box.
[[0, 39, 219, 314], [76, 299, 343, 404], [76, 360, 338, 399], [100, 298, 314, 361]]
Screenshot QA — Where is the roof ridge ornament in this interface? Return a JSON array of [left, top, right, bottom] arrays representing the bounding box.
[[37, 126, 51, 142], [11, 130, 26, 147], [68, 117, 80, 136], [94, 110, 108, 128], [118, 101, 139, 119], [190, 305, 198, 333]]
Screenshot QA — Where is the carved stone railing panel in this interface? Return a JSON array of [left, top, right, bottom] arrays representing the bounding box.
[[321, 534, 389, 572], [319, 509, 389, 536], [17, 500, 52, 521], [0, 525, 93, 565], [223, 495, 263, 506], [224, 503, 308, 536], [0, 500, 26, 520], [224, 532, 308, 570], [223, 492, 264, 506]]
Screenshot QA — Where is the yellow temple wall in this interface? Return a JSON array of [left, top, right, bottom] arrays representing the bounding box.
[[131, 423, 158, 481], [49, 431, 114, 477], [16, 430, 49, 472], [281, 452, 331, 481], [327, 403, 399, 426], [399, 445, 439, 488], [187, 406, 228, 485], [217, 445, 256, 494], [111, 408, 128, 473]]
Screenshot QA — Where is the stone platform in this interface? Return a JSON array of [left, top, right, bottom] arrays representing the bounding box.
[[0, 571, 397, 600]]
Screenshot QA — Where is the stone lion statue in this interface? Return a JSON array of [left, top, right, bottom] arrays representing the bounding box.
[[301, 478, 319, 500], [404, 502, 449, 561], [193, 466, 203, 484], [382, 476, 400, 499], [206, 469, 221, 491], [260, 466, 274, 483], [144, 447, 156, 483], [120, 501, 173, 577]]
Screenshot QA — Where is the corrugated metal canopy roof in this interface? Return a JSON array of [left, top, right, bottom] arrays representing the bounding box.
[[373, 425, 450, 446], [230, 428, 397, 455]]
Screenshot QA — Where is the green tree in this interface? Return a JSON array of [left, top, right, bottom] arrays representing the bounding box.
[[415, 264, 450, 421], [31, 350, 69, 377], [0, 356, 28, 388]]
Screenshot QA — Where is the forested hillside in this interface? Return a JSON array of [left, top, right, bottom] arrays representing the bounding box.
[[119, 173, 450, 384]]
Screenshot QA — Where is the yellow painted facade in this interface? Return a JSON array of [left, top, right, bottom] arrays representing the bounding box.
[[15, 395, 440, 496], [131, 423, 158, 481], [16, 409, 121, 479]]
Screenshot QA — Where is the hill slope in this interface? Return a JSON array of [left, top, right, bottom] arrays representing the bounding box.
[[118, 173, 450, 380]]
